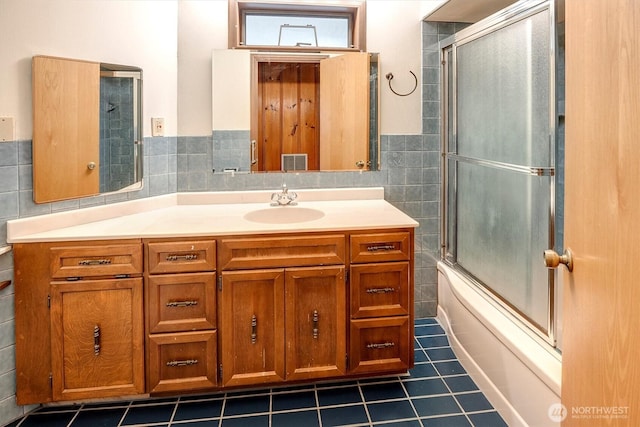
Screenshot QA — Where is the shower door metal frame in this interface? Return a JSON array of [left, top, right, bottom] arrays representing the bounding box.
[[439, 0, 560, 346]]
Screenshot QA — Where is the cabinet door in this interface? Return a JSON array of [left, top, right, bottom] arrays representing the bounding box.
[[320, 53, 370, 170], [285, 266, 346, 381], [220, 270, 285, 387], [50, 278, 144, 401], [32, 56, 100, 203]]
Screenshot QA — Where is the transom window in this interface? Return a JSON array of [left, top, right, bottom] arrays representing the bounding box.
[[229, 1, 366, 51]]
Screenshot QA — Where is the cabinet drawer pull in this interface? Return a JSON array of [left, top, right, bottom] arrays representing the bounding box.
[[166, 254, 198, 261], [166, 359, 199, 367], [251, 314, 257, 344], [366, 287, 396, 294], [312, 310, 319, 339], [79, 259, 112, 266], [366, 342, 395, 350], [366, 244, 395, 252], [165, 300, 199, 308], [93, 325, 101, 356]]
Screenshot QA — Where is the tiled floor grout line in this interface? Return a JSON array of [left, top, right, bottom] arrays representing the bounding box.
[[167, 400, 178, 427], [313, 385, 324, 427], [216, 395, 227, 427], [357, 379, 372, 427], [397, 373, 426, 427], [268, 390, 273, 427], [64, 411, 78, 427]]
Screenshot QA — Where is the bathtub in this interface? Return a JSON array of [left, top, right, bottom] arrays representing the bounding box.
[[437, 262, 562, 427]]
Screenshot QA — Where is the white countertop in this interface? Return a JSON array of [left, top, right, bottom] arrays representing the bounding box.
[[7, 188, 419, 243]]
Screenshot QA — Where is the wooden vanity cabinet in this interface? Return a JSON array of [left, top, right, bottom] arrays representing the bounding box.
[[348, 231, 413, 374], [14, 240, 145, 404], [218, 234, 347, 387], [14, 227, 414, 404], [144, 239, 218, 394]]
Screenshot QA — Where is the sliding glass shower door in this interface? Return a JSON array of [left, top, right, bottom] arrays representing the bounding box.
[[441, 0, 561, 343]]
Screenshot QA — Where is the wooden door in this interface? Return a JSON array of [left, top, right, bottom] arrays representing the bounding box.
[[562, 1, 640, 425], [320, 53, 370, 170], [257, 62, 320, 171], [285, 266, 346, 381], [32, 56, 100, 203], [220, 269, 285, 387], [50, 278, 144, 401]]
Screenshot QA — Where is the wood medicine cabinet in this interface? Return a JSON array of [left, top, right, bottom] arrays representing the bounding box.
[[32, 55, 143, 203]]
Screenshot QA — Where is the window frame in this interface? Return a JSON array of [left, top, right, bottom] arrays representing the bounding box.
[[228, 0, 366, 52]]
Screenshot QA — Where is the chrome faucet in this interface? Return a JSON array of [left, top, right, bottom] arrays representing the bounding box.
[[271, 184, 298, 206]]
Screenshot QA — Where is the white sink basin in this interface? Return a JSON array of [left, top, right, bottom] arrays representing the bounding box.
[[243, 207, 325, 224]]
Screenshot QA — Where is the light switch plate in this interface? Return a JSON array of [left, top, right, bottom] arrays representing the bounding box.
[[0, 117, 14, 142], [151, 117, 164, 137]]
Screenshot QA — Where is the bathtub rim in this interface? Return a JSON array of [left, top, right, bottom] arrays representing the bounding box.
[[436, 261, 562, 395]]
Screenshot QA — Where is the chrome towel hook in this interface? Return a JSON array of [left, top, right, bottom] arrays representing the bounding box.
[[385, 71, 418, 97]]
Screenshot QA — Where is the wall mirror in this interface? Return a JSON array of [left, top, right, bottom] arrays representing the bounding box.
[[32, 55, 143, 203], [212, 50, 379, 173]]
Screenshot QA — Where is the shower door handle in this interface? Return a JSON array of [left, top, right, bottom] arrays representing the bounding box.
[[543, 248, 574, 272]]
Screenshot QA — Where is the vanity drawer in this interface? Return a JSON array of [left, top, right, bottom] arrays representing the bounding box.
[[219, 234, 346, 270], [147, 330, 217, 393], [50, 242, 142, 279], [147, 240, 216, 274], [147, 273, 216, 334], [350, 262, 410, 318], [350, 232, 411, 264], [349, 316, 411, 374]]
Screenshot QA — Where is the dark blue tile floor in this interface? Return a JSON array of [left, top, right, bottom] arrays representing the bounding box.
[[5, 318, 507, 427]]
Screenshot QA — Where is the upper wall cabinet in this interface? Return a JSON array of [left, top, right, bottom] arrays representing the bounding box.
[[32, 56, 143, 204]]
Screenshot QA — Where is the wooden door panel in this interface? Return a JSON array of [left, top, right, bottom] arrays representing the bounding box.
[[220, 270, 285, 387], [320, 53, 370, 170], [299, 64, 320, 169], [285, 266, 346, 380], [50, 278, 144, 401], [282, 64, 298, 156], [258, 62, 320, 171], [562, 1, 640, 425], [32, 56, 100, 202], [261, 64, 283, 171]]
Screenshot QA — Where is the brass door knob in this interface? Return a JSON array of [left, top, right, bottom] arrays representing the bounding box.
[[355, 160, 365, 169], [87, 161, 96, 170], [543, 248, 574, 272]]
